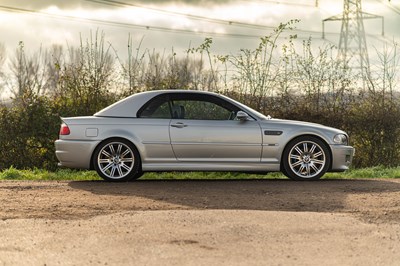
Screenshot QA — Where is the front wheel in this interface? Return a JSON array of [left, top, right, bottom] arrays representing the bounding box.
[[282, 136, 331, 181], [93, 139, 142, 182]]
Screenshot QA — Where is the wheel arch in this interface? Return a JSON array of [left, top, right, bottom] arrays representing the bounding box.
[[280, 134, 333, 172]]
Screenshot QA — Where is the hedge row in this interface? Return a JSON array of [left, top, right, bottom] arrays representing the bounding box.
[[0, 89, 399, 171]]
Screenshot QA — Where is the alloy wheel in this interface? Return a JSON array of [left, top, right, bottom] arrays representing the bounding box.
[[287, 140, 326, 179], [97, 142, 135, 180]]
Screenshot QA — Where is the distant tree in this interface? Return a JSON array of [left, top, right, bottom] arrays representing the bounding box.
[[187, 37, 219, 91], [0, 43, 5, 94], [45, 44, 64, 97], [57, 30, 117, 115], [116, 36, 218, 94], [7, 41, 50, 102], [288, 39, 354, 121], [220, 20, 299, 111], [143, 49, 215, 91], [349, 41, 400, 167], [116, 35, 146, 95]]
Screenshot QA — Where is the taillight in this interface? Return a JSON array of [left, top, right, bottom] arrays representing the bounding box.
[[59, 123, 70, 135]]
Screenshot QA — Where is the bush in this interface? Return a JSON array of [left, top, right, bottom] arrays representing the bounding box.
[[0, 95, 60, 170]]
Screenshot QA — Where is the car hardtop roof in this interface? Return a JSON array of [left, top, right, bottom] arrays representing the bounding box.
[[139, 90, 220, 95], [94, 90, 222, 118]]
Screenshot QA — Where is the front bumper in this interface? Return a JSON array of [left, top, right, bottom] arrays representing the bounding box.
[[330, 145, 355, 172], [55, 139, 101, 169]]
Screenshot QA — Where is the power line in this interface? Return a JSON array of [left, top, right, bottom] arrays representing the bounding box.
[[0, 5, 265, 39], [1, 1, 391, 42], [246, 0, 316, 8], [0, 4, 333, 41], [376, 0, 400, 15], [85, 0, 276, 30], [85, 0, 324, 36]]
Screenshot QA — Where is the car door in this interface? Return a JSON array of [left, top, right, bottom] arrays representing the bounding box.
[[136, 94, 176, 163], [168, 94, 263, 162]]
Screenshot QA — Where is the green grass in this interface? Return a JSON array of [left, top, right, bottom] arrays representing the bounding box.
[[1, 166, 400, 181], [0, 167, 101, 181], [324, 166, 400, 179]]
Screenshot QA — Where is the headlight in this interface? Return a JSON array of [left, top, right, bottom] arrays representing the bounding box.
[[333, 134, 348, 145]]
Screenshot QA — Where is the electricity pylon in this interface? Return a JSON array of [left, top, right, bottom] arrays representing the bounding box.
[[322, 0, 383, 77]]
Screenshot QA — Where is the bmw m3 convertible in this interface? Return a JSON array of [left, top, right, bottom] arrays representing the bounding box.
[[55, 90, 354, 181]]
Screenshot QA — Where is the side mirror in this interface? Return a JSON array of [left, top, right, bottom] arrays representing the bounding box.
[[236, 111, 251, 121]]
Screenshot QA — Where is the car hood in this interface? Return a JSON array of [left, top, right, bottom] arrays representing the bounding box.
[[259, 118, 347, 138]]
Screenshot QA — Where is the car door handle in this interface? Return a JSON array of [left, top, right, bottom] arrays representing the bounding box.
[[171, 122, 188, 128]]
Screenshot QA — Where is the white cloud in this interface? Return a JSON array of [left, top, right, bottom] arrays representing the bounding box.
[[0, 0, 398, 59]]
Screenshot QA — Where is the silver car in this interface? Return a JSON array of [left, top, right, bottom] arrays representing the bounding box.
[[55, 90, 354, 181]]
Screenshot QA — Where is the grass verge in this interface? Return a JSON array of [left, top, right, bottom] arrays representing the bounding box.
[[0, 166, 400, 181]]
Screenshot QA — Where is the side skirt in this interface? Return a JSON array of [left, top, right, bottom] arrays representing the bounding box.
[[142, 162, 280, 172]]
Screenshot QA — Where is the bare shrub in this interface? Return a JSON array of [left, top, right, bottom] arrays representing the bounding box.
[[56, 30, 117, 115]]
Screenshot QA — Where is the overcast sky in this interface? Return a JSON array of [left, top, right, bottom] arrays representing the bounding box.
[[0, 0, 399, 59]]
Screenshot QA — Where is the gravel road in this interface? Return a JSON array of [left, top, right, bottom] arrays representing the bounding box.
[[1, 179, 400, 265]]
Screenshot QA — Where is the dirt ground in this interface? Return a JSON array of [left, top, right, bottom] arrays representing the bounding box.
[[1, 179, 400, 265]]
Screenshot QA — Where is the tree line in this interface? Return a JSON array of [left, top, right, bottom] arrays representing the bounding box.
[[0, 22, 399, 170]]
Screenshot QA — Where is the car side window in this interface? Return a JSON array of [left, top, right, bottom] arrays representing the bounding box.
[[138, 93, 241, 120], [170, 93, 240, 120], [172, 99, 235, 120], [138, 95, 172, 119]]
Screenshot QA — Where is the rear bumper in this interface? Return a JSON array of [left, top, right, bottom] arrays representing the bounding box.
[[55, 139, 101, 169], [330, 145, 355, 172]]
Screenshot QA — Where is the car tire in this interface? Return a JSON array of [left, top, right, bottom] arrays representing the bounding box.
[[93, 138, 142, 182], [282, 136, 331, 181], [129, 170, 144, 181]]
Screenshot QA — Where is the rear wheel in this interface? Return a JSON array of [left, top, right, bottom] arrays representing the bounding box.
[[282, 136, 330, 181], [93, 139, 142, 182]]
